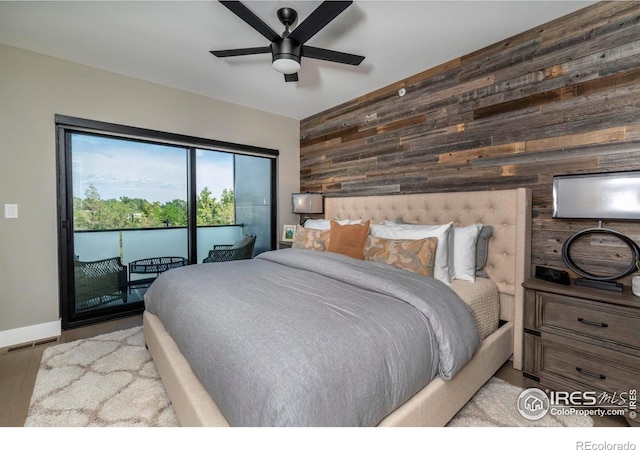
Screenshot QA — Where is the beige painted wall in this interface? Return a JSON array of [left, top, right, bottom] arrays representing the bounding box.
[[0, 44, 299, 341]]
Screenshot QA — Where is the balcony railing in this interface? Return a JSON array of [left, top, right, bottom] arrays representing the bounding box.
[[72, 224, 248, 312], [74, 224, 245, 273]]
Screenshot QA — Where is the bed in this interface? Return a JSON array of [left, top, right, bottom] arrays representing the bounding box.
[[143, 187, 531, 426]]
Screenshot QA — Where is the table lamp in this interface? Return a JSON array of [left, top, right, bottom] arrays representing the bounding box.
[[291, 192, 324, 225]]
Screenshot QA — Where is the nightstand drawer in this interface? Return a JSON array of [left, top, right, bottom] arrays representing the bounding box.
[[538, 292, 640, 349], [542, 342, 638, 394], [528, 333, 640, 394]]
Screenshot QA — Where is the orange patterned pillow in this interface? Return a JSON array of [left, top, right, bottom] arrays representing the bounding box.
[[292, 226, 330, 251], [364, 235, 438, 277], [327, 220, 371, 260]]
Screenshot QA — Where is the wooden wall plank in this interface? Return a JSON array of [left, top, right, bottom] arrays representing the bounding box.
[[300, 2, 640, 282]]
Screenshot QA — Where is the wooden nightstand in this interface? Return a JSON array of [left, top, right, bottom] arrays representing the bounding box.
[[522, 277, 640, 426], [278, 241, 293, 249]]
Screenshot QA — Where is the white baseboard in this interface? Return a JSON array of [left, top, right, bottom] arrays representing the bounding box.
[[0, 320, 61, 349]]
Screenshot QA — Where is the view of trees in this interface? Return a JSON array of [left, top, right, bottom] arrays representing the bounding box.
[[74, 184, 234, 230]]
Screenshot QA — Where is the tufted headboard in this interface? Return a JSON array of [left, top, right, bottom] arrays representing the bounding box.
[[324, 188, 531, 369]]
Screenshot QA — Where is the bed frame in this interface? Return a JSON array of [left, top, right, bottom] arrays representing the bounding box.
[[143, 187, 531, 426]]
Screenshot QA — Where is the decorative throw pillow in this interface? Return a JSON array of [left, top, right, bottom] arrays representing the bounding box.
[[327, 220, 371, 259], [364, 236, 438, 277], [370, 222, 454, 285], [292, 226, 330, 251]]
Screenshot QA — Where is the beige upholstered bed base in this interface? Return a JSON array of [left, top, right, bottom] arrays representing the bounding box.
[[144, 311, 513, 426], [144, 188, 531, 427]]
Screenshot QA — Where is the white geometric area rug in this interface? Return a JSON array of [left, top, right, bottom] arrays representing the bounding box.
[[448, 377, 593, 427], [26, 326, 592, 427], [25, 326, 179, 426]]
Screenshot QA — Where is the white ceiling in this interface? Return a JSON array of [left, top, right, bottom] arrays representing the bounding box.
[[0, 1, 596, 120]]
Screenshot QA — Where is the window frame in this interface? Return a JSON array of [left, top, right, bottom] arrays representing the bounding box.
[[56, 115, 279, 328]]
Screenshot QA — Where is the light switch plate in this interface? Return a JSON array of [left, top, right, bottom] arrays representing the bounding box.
[[4, 204, 18, 219]]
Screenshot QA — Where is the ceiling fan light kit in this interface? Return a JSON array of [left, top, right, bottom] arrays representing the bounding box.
[[211, 0, 365, 82], [271, 38, 301, 74], [272, 58, 300, 75]]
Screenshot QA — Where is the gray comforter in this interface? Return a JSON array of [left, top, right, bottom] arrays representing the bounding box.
[[144, 249, 480, 426]]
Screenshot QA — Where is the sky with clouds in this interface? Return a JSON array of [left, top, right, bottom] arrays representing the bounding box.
[[71, 133, 234, 203]]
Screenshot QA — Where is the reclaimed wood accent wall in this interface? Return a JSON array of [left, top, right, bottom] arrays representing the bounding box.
[[300, 2, 640, 282]]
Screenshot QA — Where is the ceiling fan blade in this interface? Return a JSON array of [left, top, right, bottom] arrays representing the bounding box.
[[302, 46, 364, 66], [219, 1, 279, 42], [288, 1, 353, 44], [284, 73, 299, 82], [210, 47, 272, 58]]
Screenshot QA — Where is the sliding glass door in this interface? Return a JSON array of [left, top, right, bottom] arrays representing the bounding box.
[[68, 133, 189, 324], [235, 154, 275, 255], [195, 150, 241, 262], [57, 116, 277, 329]]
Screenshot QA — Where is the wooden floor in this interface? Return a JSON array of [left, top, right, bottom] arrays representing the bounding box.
[[0, 314, 629, 427]]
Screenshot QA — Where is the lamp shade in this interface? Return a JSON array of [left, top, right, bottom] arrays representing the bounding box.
[[553, 170, 640, 220], [291, 193, 324, 214]]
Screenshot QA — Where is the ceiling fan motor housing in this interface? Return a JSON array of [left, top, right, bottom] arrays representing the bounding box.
[[271, 38, 301, 73]]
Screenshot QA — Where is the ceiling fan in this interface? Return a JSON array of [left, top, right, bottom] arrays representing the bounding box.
[[210, 0, 365, 82]]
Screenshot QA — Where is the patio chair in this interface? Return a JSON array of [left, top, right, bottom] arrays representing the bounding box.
[[74, 256, 128, 311], [202, 234, 256, 263]]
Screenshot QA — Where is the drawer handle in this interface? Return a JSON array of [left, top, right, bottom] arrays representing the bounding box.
[[577, 318, 608, 328], [576, 367, 606, 380]]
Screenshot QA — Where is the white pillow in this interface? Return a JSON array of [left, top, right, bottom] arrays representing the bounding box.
[[453, 224, 483, 282], [369, 220, 411, 236], [370, 222, 454, 285], [303, 219, 332, 230], [369, 222, 390, 235], [304, 219, 361, 230]]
